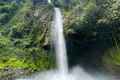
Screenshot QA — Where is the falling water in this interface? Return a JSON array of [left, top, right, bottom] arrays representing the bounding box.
[[51, 7, 68, 74], [48, 0, 51, 4], [16, 1, 113, 80]]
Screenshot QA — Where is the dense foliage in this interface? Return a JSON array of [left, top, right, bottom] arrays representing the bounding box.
[[0, 0, 120, 78], [63, 0, 120, 73], [0, 0, 55, 78]]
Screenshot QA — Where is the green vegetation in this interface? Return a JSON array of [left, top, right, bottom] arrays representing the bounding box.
[[63, 0, 120, 74], [0, 2, 18, 25], [0, 0, 120, 78], [103, 48, 120, 74], [0, 0, 54, 78]]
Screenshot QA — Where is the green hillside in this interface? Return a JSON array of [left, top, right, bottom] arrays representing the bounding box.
[[0, 0, 120, 79]]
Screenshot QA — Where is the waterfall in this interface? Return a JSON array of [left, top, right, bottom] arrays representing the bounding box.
[[51, 7, 68, 74], [16, 1, 112, 80], [48, 0, 51, 4]]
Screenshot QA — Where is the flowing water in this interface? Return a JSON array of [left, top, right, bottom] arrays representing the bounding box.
[[16, 5, 113, 80], [51, 7, 68, 74]]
